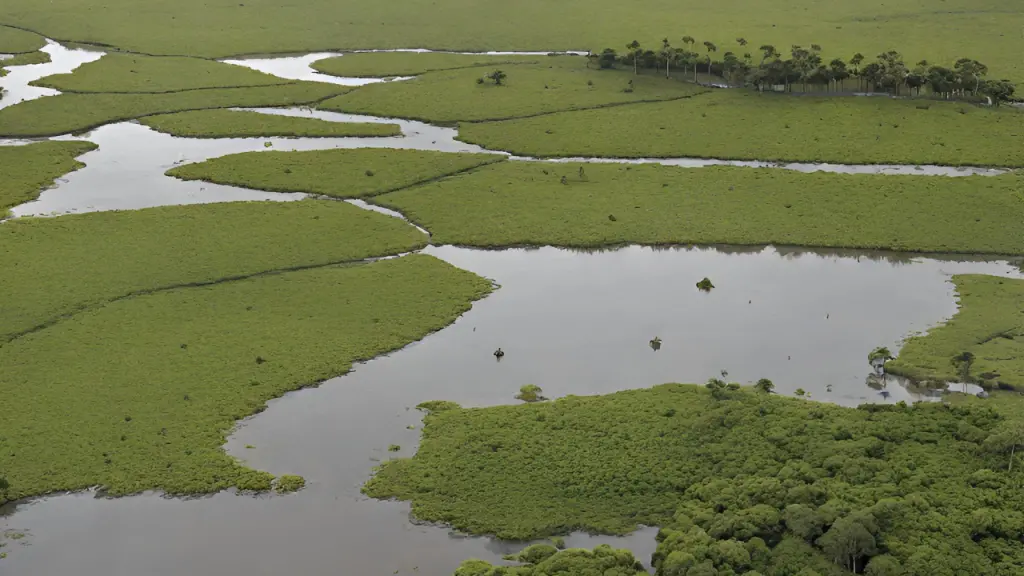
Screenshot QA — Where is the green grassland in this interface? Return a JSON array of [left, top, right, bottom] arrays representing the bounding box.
[[31, 53, 289, 93], [0, 254, 492, 503], [889, 275, 1024, 389], [0, 83, 346, 137], [459, 90, 1024, 166], [0, 199, 426, 341], [374, 161, 1024, 253], [367, 384, 1024, 574], [311, 52, 542, 78], [138, 109, 400, 138], [0, 141, 97, 212], [168, 149, 505, 198], [320, 58, 707, 123], [0, 0, 1021, 86], [0, 50, 50, 75], [0, 25, 44, 53]]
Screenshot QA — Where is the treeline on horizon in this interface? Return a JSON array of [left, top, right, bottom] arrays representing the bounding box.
[[585, 38, 1017, 104]]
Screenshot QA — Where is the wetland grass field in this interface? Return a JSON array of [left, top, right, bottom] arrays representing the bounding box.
[[0, 140, 96, 211], [139, 109, 401, 139]]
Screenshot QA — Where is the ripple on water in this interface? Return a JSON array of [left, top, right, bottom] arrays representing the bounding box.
[[1, 245, 1020, 576]]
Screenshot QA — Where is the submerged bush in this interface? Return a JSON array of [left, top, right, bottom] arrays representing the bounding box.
[[516, 384, 546, 402], [696, 277, 714, 292]]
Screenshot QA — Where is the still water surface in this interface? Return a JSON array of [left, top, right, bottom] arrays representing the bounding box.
[[1, 245, 1019, 576]]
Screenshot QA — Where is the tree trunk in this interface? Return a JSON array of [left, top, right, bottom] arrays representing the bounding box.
[[1011, 444, 1015, 472], [666, 59, 670, 79]]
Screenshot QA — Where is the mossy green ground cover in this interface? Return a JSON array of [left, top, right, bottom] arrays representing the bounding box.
[[0, 254, 492, 504], [456, 545, 646, 576], [32, 53, 288, 93], [0, 141, 96, 212], [0, 25, 44, 54], [368, 384, 1024, 575], [0, 50, 50, 73], [321, 59, 707, 123], [0, 0, 1021, 85], [889, 275, 1024, 389], [375, 161, 1024, 253], [0, 199, 426, 341], [168, 149, 504, 198], [312, 52, 542, 78], [138, 109, 400, 138], [0, 83, 346, 137], [459, 90, 1024, 166]]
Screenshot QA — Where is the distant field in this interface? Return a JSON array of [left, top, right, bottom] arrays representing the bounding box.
[[0, 141, 96, 212], [375, 161, 1024, 253], [0, 199, 426, 341], [459, 90, 1024, 167], [889, 274, 1024, 389], [0, 83, 346, 137], [0, 254, 491, 504], [168, 148, 504, 198], [312, 52, 542, 78], [320, 58, 708, 123], [139, 109, 401, 138], [0, 0, 1020, 86]]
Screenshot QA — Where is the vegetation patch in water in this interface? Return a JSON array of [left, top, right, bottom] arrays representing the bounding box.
[[0, 254, 492, 504], [320, 58, 707, 123], [459, 90, 1024, 167], [138, 109, 400, 138], [366, 383, 1024, 574], [888, 274, 1024, 390], [0, 140, 96, 212], [32, 53, 288, 93], [274, 474, 305, 493], [0, 199, 426, 341], [0, 50, 50, 75], [168, 148, 505, 199], [375, 161, 1024, 254], [311, 52, 543, 78], [0, 83, 347, 137]]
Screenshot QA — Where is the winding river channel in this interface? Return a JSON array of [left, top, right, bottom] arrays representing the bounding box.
[[1, 41, 1020, 576]]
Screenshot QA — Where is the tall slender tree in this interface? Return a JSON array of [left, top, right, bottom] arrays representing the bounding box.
[[681, 36, 697, 80], [703, 41, 718, 76], [849, 52, 865, 90], [626, 40, 641, 75], [661, 38, 673, 78]]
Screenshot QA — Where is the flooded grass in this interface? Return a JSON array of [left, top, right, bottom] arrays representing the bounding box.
[[0, 199, 426, 340], [31, 53, 289, 93], [0, 254, 491, 505], [459, 90, 1024, 167], [311, 52, 543, 78], [0, 83, 347, 137], [168, 148, 504, 199], [376, 161, 1024, 254], [139, 109, 401, 139], [320, 58, 707, 123], [889, 274, 1024, 389], [0, 140, 96, 212], [366, 383, 1024, 572]]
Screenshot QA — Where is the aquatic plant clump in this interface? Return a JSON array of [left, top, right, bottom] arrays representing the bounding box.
[[696, 277, 714, 291], [274, 474, 305, 493], [515, 384, 546, 402]]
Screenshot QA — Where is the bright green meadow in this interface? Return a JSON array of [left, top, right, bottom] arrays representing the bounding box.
[[459, 90, 1024, 166], [168, 149, 505, 198], [31, 53, 288, 93], [311, 52, 542, 78], [889, 275, 1024, 390], [139, 109, 400, 138], [0, 83, 346, 137], [0, 140, 96, 212], [0, 199, 426, 341], [367, 384, 1024, 575], [0, 254, 492, 503], [375, 161, 1024, 253], [321, 59, 707, 123]]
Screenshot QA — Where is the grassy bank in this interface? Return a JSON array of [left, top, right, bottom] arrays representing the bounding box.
[[0, 83, 346, 137], [0, 141, 96, 212], [0, 254, 492, 504], [139, 109, 400, 138], [367, 384, 1024, 574], [459, 90, 1024, 166], [168, 149, 505, 198], [888, 275, 1024, 389], [32, 53, 287, 93], [0, 25, 44, 54], [0, 50, 50, 75], [0, 199, 426, 341], [312, 52, 542, 78], [375, 161, 1024, 253], [321, 58, 707, 123]]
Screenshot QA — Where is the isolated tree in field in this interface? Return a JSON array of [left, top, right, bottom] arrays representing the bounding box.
[[702, 41, 718, 75], [984, 422, 1024, 471], [661, 38, 673, 78], [487, 69, 507, 85], [599, 48, 618, 69], [626, 40, 641, 74]]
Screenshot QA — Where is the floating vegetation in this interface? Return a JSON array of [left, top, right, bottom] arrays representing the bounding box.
[[274, 474, 305, 493], [515, 384, 546, 403], [696, 277, 715, 291], [649, 336, 662, 351]]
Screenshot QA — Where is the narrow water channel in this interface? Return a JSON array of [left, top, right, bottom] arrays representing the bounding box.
[[1, 245, 1019, 576]]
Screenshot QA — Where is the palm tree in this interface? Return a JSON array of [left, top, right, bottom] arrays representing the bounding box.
[[702, 41, 717, 76], [849, 52, 864, 91], [736, 37, 748, 47], [681, 36, 697, 81], [661, 38, 673, 78], [626, 40, 641, 75]]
